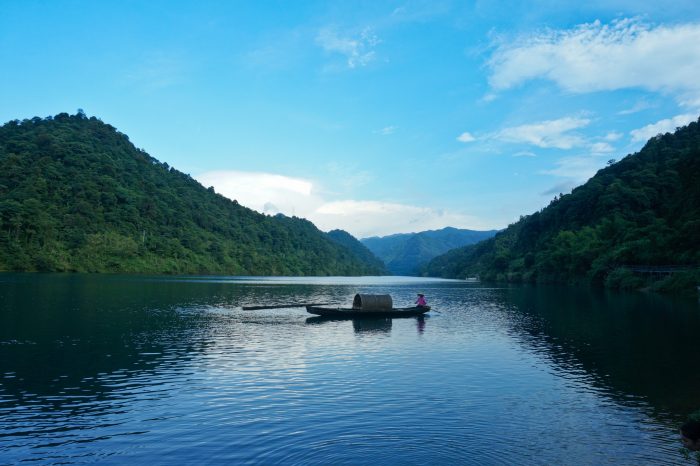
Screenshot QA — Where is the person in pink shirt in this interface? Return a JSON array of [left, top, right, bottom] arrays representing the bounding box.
[[415, 293, 427, 307]]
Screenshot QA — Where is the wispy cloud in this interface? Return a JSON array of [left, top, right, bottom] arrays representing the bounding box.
[[487, 18, 700, 106], [324, 162, 374, 190], [539, 136, 619, 193], [375, 125, 397, 135], [457, 116, 620, 153], [389, 1, 451, 24], [125, 53, 187, 91], [316, 27, 380, 69], [630, 113, 697, 142], [541, 154, 608, 183], [244, 28, 307, 70], [542, 181, 580, 196], [494, 116, 590, 149], [590, 142, 614, 154], [603, 131, 623, 141], [618, 99, 655, 115]]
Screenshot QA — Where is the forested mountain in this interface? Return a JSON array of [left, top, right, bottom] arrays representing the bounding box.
[[425, 117, 700, 292], [326, 229, 387, 274], [362, 227, 498, 276], [0, 112, 386, 275]]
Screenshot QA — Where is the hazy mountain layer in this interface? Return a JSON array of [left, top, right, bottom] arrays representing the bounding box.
[[362, 227, 498, 276]]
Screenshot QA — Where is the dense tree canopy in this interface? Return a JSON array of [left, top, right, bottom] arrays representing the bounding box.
[[0, 112, 386, 275], [425, 117, 700, 292], [326, 229, 388, 274]]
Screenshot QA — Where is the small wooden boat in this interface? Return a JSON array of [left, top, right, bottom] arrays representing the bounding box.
[[306, 305, 430, 319]]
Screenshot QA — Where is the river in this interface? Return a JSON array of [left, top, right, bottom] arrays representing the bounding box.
[[1, 274, 699, 465]]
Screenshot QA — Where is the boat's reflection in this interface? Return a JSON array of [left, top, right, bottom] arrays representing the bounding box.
[[352, 318, 392, 333], [305, 315, 428, 334]]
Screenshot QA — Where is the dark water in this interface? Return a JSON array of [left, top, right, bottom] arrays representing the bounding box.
[[1, 274, 699, 465]]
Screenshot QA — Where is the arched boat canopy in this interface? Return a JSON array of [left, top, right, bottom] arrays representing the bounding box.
[[352, 294, 393, 311]]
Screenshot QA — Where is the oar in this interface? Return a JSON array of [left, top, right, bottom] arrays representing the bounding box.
[[241, 303, 331, 311]]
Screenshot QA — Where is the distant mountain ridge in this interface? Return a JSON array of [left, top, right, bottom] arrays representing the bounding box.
[[0, 112, 386, 275], [361, 227, 498, 276]]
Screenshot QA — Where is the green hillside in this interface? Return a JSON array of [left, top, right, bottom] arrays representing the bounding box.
[[0, 112, 386, 275], [425, 117, 700, 292], [326, 229, 388, 274], [362, 227, 497, 276]]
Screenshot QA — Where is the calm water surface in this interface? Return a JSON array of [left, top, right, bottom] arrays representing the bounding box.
[[1, 274, 699, 465]]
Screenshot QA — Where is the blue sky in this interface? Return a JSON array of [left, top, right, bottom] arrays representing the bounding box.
[[2, 1, 700, 237]]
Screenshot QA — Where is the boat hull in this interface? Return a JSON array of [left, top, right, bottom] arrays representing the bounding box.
[[306, 305, 430, 319]]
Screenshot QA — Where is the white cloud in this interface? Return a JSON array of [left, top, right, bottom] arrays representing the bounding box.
[[488, 18, 700, 105], [590, 142, 614, 154], [630, 113, 697, 142], [604, 131, 623, 141], [470, 117, 618, 155], [540, 139, 620, 189], [375, 125, 397, 135], [494, 116, 590, 149], [196, 171, 315, 217], [456, 131, 476, 143], [316, 27, 380, 69], [196, 170, 482, 237], [317, 200, 424, 216], [679, 95, 700, 110], [618, 100, 654, 115]]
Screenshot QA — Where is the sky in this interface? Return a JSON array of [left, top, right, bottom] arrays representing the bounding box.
[[2, 1, 700, 238]]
